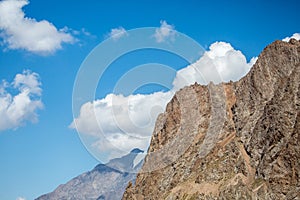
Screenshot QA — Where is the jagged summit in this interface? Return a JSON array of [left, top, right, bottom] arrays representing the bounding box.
[[130, 148, 144, 154], [123, 40, 300, 199]]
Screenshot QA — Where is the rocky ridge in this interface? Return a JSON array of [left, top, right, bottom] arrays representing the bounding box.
[[123, 39, 300, 199]]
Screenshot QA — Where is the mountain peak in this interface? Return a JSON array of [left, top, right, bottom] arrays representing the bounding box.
[[36, 148, 144, 200], [123, 40, 300, 199], [130, 148, 144, 154]]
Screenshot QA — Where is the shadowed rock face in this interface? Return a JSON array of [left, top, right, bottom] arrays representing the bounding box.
[[36, 149, 143, 200], [123, 39, 300, 199]]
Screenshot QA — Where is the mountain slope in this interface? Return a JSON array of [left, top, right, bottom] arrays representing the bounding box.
[[36, 149, 143, 200], [123, 39, 300, 199]]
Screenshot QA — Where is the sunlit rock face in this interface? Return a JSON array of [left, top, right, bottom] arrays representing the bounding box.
[[123, 39, 300, 199]]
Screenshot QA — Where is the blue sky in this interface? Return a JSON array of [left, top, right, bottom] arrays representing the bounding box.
[[0, 0, 299, 199]]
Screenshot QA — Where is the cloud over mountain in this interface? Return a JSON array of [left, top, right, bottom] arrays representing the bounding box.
[[172, 41, 257, 91], [282, 33, 300, 42], [71, 41, 256, 161], [70, 92, 173, 158]]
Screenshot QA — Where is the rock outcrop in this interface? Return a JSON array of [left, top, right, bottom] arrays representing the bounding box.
[[122, 39, 300, 199], [36, 149, 143, 200]]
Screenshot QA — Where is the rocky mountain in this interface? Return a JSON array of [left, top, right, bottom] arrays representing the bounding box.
[[123, 39, 300, 199], [36, 148, 144, 200]]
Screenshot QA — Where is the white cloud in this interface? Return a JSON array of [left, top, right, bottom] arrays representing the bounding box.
[[91, 133, 150, 159], [71, 41, 257, 161], [108, 27, 128, 41], [0, 0, 75, 54], [81, 28, 92, 37], [71, 28, 91, 36], [16, 197, 26, 200], [0, 70, 43, 131], [172, 42, 257, 91], [282, 33, 300, 42], [70, 92, 173, 158], [154, 20, 176, 43], [71, 92, 172, 137]]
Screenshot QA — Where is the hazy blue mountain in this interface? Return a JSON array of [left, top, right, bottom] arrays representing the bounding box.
[[36, 149, 144, 200]]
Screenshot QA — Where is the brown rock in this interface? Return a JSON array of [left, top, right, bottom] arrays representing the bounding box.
[[122, 39, 300, 200]]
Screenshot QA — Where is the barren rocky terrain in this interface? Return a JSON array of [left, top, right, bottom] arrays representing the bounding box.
[[123, 39, 300, 199]]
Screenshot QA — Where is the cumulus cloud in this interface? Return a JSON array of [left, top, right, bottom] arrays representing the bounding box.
[[0, 0, 75, 54], [154, 20, 176, 43], [71, 41, 257, 162], [172, 41, 257, 91], [16, 197, 26, 200], [0, 70, 43, 131], [91, 133, 151, 160], [108, 27, 128, 41], [70, 92, 173, 157], [282, 33, 300, 42]]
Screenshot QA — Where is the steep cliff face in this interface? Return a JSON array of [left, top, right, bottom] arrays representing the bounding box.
[[123, 39, 300, 199]]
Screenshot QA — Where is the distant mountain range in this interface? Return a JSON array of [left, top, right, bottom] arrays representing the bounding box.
[[36, 148, 144, 200]]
